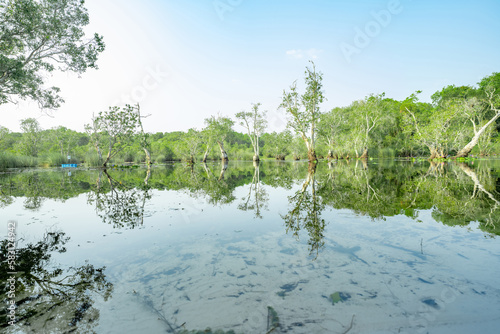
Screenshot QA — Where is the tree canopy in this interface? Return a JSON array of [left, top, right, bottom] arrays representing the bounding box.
[[0, 0, 105, 109]]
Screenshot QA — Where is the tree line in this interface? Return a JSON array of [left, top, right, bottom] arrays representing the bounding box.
[[1, 66, 499, 168], [0, 1, 499, 166]]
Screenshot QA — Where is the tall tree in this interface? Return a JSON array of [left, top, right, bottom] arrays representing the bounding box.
[[348, 94, 388, 159], [134, 104, 152, 164], [180, 128, 201, 164], [280, 61, 324, 162], [85, 105, 140, 167], [402, 92, 463, 159], [201, 116, 216, 162], [318, 107, 348, 159], [202, 114, 233, 162], [51, 126, 76, 157], [20, 117, 42, 156], [0, 0, 105, 109], [235, 102, 267, 161], [85, 113, 103, 163]]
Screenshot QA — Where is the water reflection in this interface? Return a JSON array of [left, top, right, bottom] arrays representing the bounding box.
[[0, 232, 113, 332], [282, 163, 326, 258], [87, 169, 152, 228], [238, 161, 268, 219], [1, 160, 499, 238], [1, 160, 500, 332]]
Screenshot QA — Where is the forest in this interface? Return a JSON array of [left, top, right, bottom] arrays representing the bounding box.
[[0, 0, 499, 168], [1, 68, 499, 169]]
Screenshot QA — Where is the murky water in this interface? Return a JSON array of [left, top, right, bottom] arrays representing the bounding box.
[[1, 160, 500, 333]]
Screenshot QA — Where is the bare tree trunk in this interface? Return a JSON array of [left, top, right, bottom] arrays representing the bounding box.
[[456, 112, 500, 157], [307, 149, 317, 162], [219, 161, 228, 181], [144, 165, 151, 185], [361, 159, 368, 170], [92, 143, 103, 165], [458, 163, 500, 206], [327, 149, 334, 159], [202, 145, 210, 163], [428, 147, 439, 160], [217, 140, 229, 161], [103, 152, 111, 167], [308, 161, 317, 178], [253, 154, 259, 162], [359, 147, 368, 160], [143, 148, 152, 165], [202, 162, 211, 178]]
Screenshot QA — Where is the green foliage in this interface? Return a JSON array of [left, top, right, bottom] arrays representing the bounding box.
[[0, 0, 105, 109], [236, 102, 267, 158], [280, 61, 324, 160], [2, 72, 500, 166], [85, 104, 141, 166], [262, 131, 292, 159], [1, 160, 500, 238], [19, 118, 43, 157], [40, 153, 68, 167], [202, 115, 234, 160], [177, 128, 202, 162], [84, 150, 102, 167], [0, 152, 38, 169], [0, 231, 113, 331], [431, 84, 477, 106]]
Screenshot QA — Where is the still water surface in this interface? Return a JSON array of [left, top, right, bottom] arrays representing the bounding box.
[[1, 160, 500, 333]]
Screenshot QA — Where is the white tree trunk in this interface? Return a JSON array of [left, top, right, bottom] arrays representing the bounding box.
[[143, 148, 151, 165], [218, 140, 229, 161], [456, 112, 500, 158]]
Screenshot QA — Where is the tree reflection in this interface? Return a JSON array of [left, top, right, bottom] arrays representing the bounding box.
[[0, 185, 13, 209], [398, 161, 500, 233], [199, 162, 236, 205], [458, 163, 500, 233], [0, 231, 113, 332], [0, 160, 499, 236], [282, 163, 326, 258], [319, 159, 409, 219], [87, 169, 152, 228], [0, 170, 92, 210], [22, 173, 44, 210], [238, 161, 269, 218]]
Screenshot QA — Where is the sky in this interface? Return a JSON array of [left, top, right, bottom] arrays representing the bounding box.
[[2, 0, 500, 134]]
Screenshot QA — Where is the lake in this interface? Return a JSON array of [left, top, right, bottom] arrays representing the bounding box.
[[1, 159, 500, 334]]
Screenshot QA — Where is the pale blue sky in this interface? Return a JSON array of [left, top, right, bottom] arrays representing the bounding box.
[[2, 0, 499, 133]]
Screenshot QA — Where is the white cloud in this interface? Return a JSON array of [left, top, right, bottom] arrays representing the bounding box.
[[285, 48, 323, 60]]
